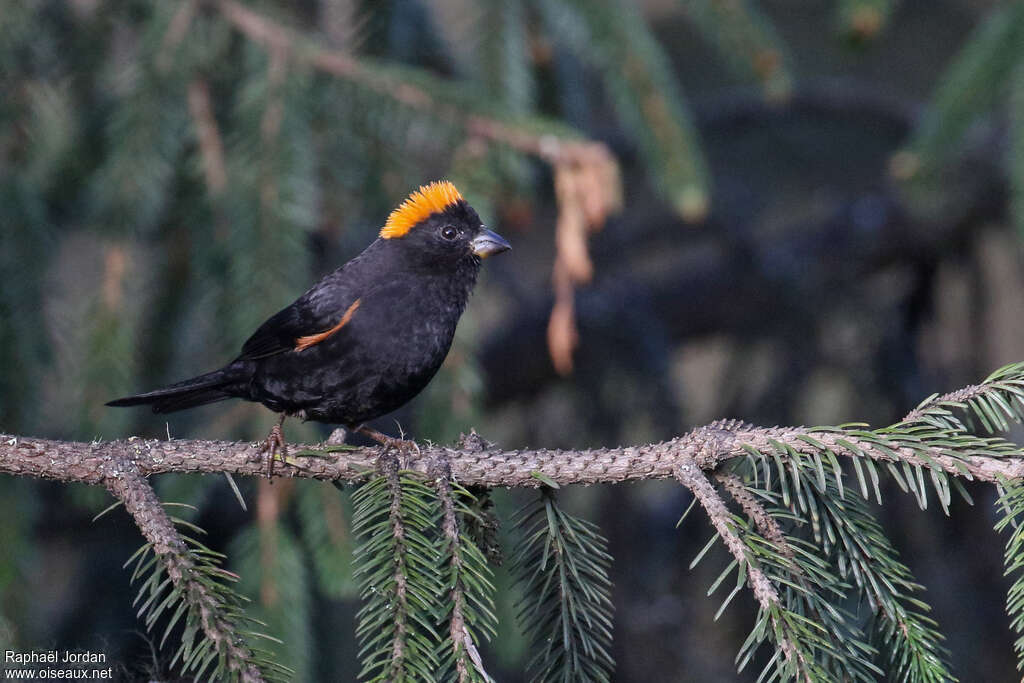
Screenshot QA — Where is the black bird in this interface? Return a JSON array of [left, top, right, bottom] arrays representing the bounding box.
[[108, 181, 510, 462]]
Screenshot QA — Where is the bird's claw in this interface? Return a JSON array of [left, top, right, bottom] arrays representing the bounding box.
[[259, 419, 288, 478], [357, 425, 421, 458]]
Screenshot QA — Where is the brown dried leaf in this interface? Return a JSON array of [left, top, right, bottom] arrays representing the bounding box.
[[547, 267, 579, 376], [554, 164, 593, 283]]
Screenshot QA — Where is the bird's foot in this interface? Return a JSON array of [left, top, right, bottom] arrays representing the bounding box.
[[357, 425, 421, 457], [327, 427, 348, 446], [259, 416, 289, 477]]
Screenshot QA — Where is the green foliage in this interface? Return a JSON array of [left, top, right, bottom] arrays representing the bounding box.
[[844, 490, 952, 683], [895, 3, 1024, 236], [899, 4, 1024, 171], [510, 488, 615, 682], [903, 361, 1024, 436], [690, 487, 880, 682], [687, 363, 1024, 681], [353, 471, 445, 681], [351, 470, 500, 681], [725, 473, 954, 682], [86, 64, 189, 238], [6, 0, 1024, 679], [437, 482, 499, 682], [680, 0, 792, 98], [538, 0, 710, 220], [996, 482, 1024, 672], [126, 506, 291, 682]]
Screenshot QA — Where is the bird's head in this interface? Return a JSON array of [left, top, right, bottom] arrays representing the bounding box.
[[379, 181, 510, 270]]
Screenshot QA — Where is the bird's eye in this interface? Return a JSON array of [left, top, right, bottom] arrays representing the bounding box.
[[440, 226, 458, 240]]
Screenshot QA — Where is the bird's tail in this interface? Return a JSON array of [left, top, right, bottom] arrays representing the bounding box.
[[106, 368, 238, 414]]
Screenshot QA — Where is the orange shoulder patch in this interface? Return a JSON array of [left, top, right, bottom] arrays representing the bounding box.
[[294, 299, 361, 352], [379, 181, 464, 239]]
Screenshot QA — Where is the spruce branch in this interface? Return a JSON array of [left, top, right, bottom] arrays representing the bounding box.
[[104, 458, 283, 682], [8, 356, 1024, 489], [721, 467, 953, 682], [676, 459, 807, 676], [386, 461, 412, 678], [835, 487, 953, 682], [693, 467, 880, 681], [537, 0, 708, 219], [157, 0, 200, 72], [680, 0, 793, 98], [510, 487, 615, 682], [213, 0, 606, 169], [1, 368, 1022, 682], [4, 421, 1024, 490], [352, 456, 444, 681], [892, 1, 1024, 179], [901, 362, 1024, 434], [715, 472, 794, 560], [678, 462, 781, 609], [995, 482, 1024, 672], [430, 457, 497, 682]]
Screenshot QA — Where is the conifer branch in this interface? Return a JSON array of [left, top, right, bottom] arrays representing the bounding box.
[[676, 459, 806, 674], [900, 383, 991, 427], [384, 458, 411, 678], [213, 0, 606, 168], [157, 0, 200, 72], [1, 367, 1020, 681], [436, 473, 472, 682], [715, 471, 794, 560], [995, 483, 1024, 672], [719, 466, 953, 681], [678, 462, 781, 611], [352, 459, 444, 680], [431, 457, 495, 682], [103, 458, 276, 682], [4, 416, 1023, 488], [510, 488, 615, 681]]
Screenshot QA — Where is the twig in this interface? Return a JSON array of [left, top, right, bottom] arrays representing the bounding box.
[[103, 457, 265, 682], [382, 453, 409, 678], [675, 458, 804, 671], [715, 471, 856, 672], [901, 383, 990, 424], [430, 457, 473, 682], [715, 472, 794, 560], [3, 417, 1023, 489]]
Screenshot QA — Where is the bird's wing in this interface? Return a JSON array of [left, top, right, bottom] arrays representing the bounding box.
[[236, 306, 311, 360], [237, 275, 361, 361]]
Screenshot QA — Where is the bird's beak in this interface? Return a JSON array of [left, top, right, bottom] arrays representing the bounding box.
[[470, 228, 511, 259]]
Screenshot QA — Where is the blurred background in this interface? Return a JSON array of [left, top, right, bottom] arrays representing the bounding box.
[[2, 0, 1024, 680]]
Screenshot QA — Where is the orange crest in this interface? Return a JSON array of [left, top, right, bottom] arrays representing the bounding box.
[[379, 181, 464, 239]]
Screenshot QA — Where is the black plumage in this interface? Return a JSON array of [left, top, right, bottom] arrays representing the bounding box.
[[108, 182, 510, 440]]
